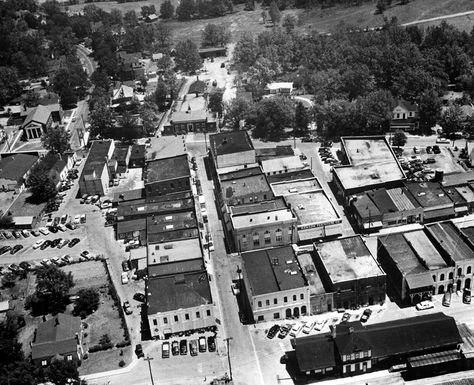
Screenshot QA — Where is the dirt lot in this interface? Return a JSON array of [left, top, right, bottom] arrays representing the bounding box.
[[61, 261, 108, 293]]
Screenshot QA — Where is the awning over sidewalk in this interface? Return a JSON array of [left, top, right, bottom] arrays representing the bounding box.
[[406, 274, 434, 290], [408, 349, 461, 368]]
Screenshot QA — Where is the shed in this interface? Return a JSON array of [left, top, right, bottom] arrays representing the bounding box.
[[14, 216, 34, 229]]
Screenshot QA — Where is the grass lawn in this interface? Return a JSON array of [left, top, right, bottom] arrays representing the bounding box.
[[79, 345, 133, 375], [8, 191, 46, 219], [417, 13, 474, 32], [66, 0, 180, 14]]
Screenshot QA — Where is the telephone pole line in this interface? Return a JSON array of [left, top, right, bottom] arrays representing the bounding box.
[[144, 355, 155, 385]]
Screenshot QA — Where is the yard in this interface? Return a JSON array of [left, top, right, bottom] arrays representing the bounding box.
[[8, 191, 47, 219]]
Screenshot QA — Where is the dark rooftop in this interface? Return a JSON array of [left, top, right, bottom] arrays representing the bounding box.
[[378, 233, 428, 276], [117, 198, 195, 220], [146, 154, 190, 183], [229, 197, 287, 216], [220, 172, 273, 205], [116, 218, 146, 234], [351, 194, 382, 220], [147, 271, 212, 314], [148, 258, 204, 278], [209, 131, 254, 157], [218, 166, 262, 181], [366, 188, 398, 214], [266, 169, 315, 184], [427, 222, 474, 262], [188, 79, 206, 94], [295, 334, 336, 371], [113, 188, 145, 203], [442, 186, 467, 205], [242, 246, 306, 296], [0, 154, 39, 183], [405, 182, 454, 208], [460, 226, 474, 246], [148, 228, 199, 244], [130, 144, 145, 159], [82, 140, 113, 177], [146, 211, 197, 235]]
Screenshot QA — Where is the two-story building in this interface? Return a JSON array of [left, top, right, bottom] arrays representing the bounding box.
[[265, 82, 293, 96], [260, 155, 307, 177], [144, 154, 191, 197], [241, 246, 310, 322], [209, 131, 256, 170], [0, 153, 39, 192], [390, 99, 419, 131], [163, 110, 217, 135], [79, 140, 115, 196]]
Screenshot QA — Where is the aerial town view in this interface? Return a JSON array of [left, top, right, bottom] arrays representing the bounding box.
[[5, 0, 474, 385]]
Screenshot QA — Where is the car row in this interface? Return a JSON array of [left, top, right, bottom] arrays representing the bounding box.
[[0, 245, 24, 255], [161, 336, 216, 358], [33, 238, 81, 250], [318, 147, 340, 166], [0, 230, 33, 240], [80, 194, 100, 204]]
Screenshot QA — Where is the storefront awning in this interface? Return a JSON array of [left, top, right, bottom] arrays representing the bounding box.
[[406, 274, 434, 290], [455, 206, 469, 213]]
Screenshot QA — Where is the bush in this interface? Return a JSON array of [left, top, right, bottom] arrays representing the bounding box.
[[115, 340, 131, 348], [99, 334, 111, 346], [88, 342, 114, 353], [119, 360, 126, 367], [73, 287, 100, 318]]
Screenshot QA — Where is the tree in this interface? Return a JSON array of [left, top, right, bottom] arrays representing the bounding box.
[[375, 0, 386, 14], [358, 90, 395, 134], [73, 288, 100, 318], [90, 69, 110, 92], [141, 4, 156, 18], [123, 10, 138, 27], [392, 130, 407, 147], [0, 67, 21, 106], [1, 272, 16, 289], [89, 101, 115, 138], [208, 89, 224, 115], [225, 97, 252, 130], [44, 359, 81, 385], [201, 23, 231, 48], [176, 0, 195, 20], [139, 102, 158, 135], [233, 32, 258, 71], [153, 22, 173, 50], [26, 162, 57, 204], [294, 102, 309, 137], [439, 104, 464, 140], [153, 79, 170, 111], [25, 265, 74, 315], [268, 1, 281, 25], [160, 0, 174, 19], [251, 96, 295, 141], [282, 14, 297, 34], [41, 126, 71, 156], [174, 40, 202, 73], [418, 89, 442, 134], [117, 112, 143, 141]]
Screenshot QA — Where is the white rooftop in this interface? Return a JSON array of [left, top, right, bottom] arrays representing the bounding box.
[[260, 156, 306, 174], [231, 208, 295, 229], [266, 82, 293, 91]]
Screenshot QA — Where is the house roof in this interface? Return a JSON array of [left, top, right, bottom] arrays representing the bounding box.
[[295, 334, 336, 371], [209, 131, 254, 157], [147, 270, 212, 314], [145, 154, 190, 183], [395, 99, 418, 112], [112, 85, 134, 101], [170, 110, 207, 124], [188, 80, 207, 94], [22, 104, 58, 128], [266, 82, 293, 91], [0, 300, 9, 312], [31, 313, 81, 360], [314, 235, 384, 284], [81, 140, 113, 179], [241, 246, 306, 296], [0, 154, 38, 184]]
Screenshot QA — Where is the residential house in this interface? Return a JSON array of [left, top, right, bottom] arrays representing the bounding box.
[[391, 99, 419, 131], [79, 140, 115, 196], [265, 82, 293, 96], [241, 246, 310, 322], [21, 104, 62, 140], [117, 51, 144, 81], [144, 154, 191, 197], [198, 47, 227, 58], [31, 313, 83, 367], [0, 153, 39, 192], [111, 84, 135, 108], [145, 13, 158, 22]]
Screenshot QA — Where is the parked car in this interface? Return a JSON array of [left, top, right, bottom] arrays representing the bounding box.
[[33, 239, 45, 249], [180, 339, 188, 355], [74, 214, 81, 224], [40, 240, 52, 250], [207, 336, 216, 352], [101, 202, 112, 209], [51, 238, 62, 248], [198, 336, 207, 352], [289, 323, 303, 337], [19, 261, 32, 271], [361, 308, 372, 323], [10, 245, 23, 254], [122, 260, 130, 272], [121, 272, 129, 284], [442, 291, 452, 307], [278, 324, 291, 339], [12, 231, 21, 239], [123, 301, 133, 315], [80, 214, 86, 223], [267, 324, 280, 339], [21, 230, 30, 238], [51, 257, 62, 266], [60, 214, 68, 224], [172, 341, 179, 355], [424, 157, 436, 164], [61, 255, 73, 264], [302, 322, 315, 334], [80, 250, 92, 259], [432, 145, 441, 154], [133, 293, 146, 302], [162, 341, 170, 358], [69, 238, 80, 248], [0, 246, 11, 255], [58, 239, 69, 248], [66, 222, 77, 230], [49, 226, 59, 233], [39, 227, 49, 235], [341, 312, 351, 322], [416, 300, 434, 311], [57, 224, 67, 232], [41, 258, 52, 266], [8, 264, 21, 273], [31, 230, 40, 237], [314, 319, 326, 331], [2, 231, 12, 239], [436, 137, 450, 144], [463, 288, 471, 304], [189, 340, 198, 356], [135, 344, 144, 358]]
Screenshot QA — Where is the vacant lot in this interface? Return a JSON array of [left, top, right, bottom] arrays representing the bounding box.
[[61, 261, 108, 294], [79, 344, 133, 375], [8, 191, 46, 219]]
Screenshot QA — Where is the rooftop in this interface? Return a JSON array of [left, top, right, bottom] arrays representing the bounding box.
[[396, 99, 418, 112], [83, 140, 114, 176], [333, 136, 405, 191], [0, 154, 38, 183], [218, 166, 262, 181], [455, 186, 474, 203], [231, 208, 295, 230], [116, 218, 146, 234], [255, 145, 294, 161], [296, 252, 326, 296], [271, 177, 322, 197], [366, 188, 398, 214], [147, 271, 212, 314], [405, 182, 454, 208], [295, 334, 336, 371], [170, 110, 207, 123], [266, 169, 315, 184], [145, 154, 190, 183], [209, 131, 254, 157], [31, 313, 81, 360], [148, 256, 204, 277], [117, 197, 194, 220], [352, 194, 382, 220], [188, 80, 207, 94], [260, 156, 306, 175], [403, 230, 448, 270], [113, 188, 145, 203], [112, 84, 134, 101], [386, 187, 420, 211], [284, 191, 340, 225], [220, 173, 273, 204], [146, 211, 197, 235], [148, 227, 199, 244], [229, 197, 287, 216], [22, 104, 58, 127], [314, 235, 384, 284], [378, 233, 429, 276], [266, 82, 293, 91], [147, 238, 202, 266], [442, 171, 474, 187], [130, 144, 145, 159], [242, 246, 306, 296], [427, 222, 474, 262]]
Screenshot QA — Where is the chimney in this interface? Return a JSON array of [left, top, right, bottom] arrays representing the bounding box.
[[55, 317, 59, 326]]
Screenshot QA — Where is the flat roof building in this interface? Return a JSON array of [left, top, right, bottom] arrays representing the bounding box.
[[145, 154, 191, 197], [405, 182, 455, 222], [209, 131, 256, 170], [271, 177, 322, 197], [266, 169, 315, 184], [147, 238, 202, 267], [146, 211, 197, 237], [260, 156, 307, 177], [332, 136, 405, 200], [313, 235, 386, 309], [241, 246, 310, 322], [116, 197, 195, 221], [79, 139, 115, 196]]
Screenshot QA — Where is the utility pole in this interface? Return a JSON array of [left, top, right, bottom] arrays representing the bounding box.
[[144, 355, 155, 385], [224, 337, 233, 381]]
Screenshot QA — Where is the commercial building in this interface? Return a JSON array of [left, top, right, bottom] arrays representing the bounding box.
[[0, 153, 39, 192], [146, 211, 197, 239], [129, 144, 146, 168], [163, 110, 217, 135], [147, 238, 202, 267], [351, 187, 423, 232], [241, 246, 310, 322], [79, 140, 115, 196], [255, 145, 295, 162], [31, 313, 83, 367], [146, 258, 214, 339], [266, 169, 315, 185], [406, 182, 455, 222], [313, 235, 386, 309], [293, 313, 462, 379], [144, 154, 191, 197], [260, 155, 307, 177], [116, 218, 146, 243], [116, 196, 195, 222], [209, 131, 256, 170], [332, 136, 406, 201], [217, 167, 273, 209]]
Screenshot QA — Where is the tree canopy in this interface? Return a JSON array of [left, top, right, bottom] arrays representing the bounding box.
[[73, 288, 100, 318], [251, 96, 295, 141], [41, 126, 71, 156], [26, 162, 57, 204], [201, 23, 231, 48], [174, 40, 202, 73]]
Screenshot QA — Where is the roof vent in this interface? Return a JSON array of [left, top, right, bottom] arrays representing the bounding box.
[[164, 244, 174, 249], [286, 260, 293, 265], [418, 192, 426, 197], [271, 258, 279, 266], [289, 271, 297, 275]]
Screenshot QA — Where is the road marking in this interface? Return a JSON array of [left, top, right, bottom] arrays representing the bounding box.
[[248, 328, 266, 385]]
